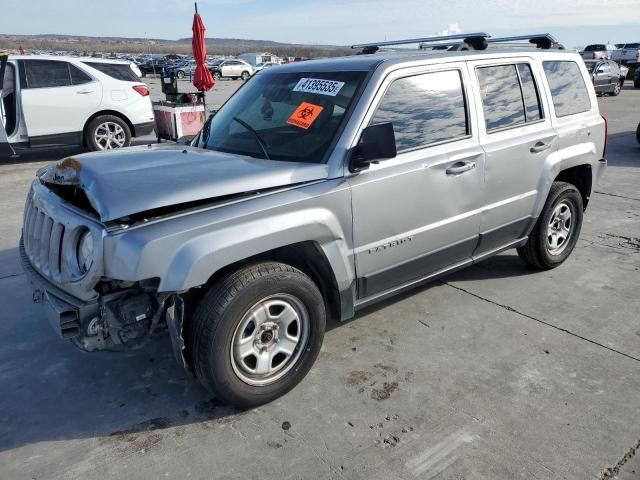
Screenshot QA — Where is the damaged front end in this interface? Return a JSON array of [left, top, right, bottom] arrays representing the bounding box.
[[21, 174, 189, 370], [73, 278, 168, 352]]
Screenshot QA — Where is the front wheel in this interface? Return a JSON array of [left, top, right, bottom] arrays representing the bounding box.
[[636, 122, 640, 145], [190, 262, 326, 407], [85, 115, 131, 151], [241, 71, 250, 81], [517, 182, 583, 270], [213, 71, 221, 80]]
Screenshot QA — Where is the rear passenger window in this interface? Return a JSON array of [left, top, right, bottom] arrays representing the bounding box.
[[84, 62, 140, 82], [372, 70, 468, 152], [477, 63, 543, 131], [23, 60, 71, 88], [517, 64, 542, 122], [542, 61, 591, 117]]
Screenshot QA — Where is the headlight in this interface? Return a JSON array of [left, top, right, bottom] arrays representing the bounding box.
[[77, 230, 94, 274]]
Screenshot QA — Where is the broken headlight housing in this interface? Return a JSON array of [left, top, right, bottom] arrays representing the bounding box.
[[77, 229, 94, 275]]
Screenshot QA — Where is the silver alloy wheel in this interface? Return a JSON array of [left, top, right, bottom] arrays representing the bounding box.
[[230, 294, 309, 386], [94, 122, 126, 150], [546, 201, 574, 255], [613, 82, 621, 95]]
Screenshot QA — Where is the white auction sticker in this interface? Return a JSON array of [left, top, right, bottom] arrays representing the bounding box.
[[293, 78, 345, 97]]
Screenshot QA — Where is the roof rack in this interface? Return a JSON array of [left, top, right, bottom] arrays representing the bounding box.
[[353, 33, 561, 54], [351, 33, 489, 54]]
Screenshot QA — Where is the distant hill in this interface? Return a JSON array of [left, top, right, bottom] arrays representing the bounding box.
[[0, 33, 350, 57]]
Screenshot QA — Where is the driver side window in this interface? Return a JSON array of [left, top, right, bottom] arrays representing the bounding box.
[[371, 70, 469, 152]]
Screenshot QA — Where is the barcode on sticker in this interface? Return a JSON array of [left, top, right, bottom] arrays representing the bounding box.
[[293, 78, 345, 97]]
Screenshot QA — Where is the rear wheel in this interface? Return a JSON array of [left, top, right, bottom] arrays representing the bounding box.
[[610, 81, 622, 96], [636, 122, 640, 145], [176, 70, 185, 79], [213, 71, 221, 81], [85, 115, 131, 151], [517, 182, 583, 270], [190, 262, 326, 407]]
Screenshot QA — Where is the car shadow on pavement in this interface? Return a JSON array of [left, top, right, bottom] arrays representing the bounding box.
[[1, 248, 533, 454], [328, 252, 535, 332], [0, 247, 239, 453], [607, 131, 640, 168]]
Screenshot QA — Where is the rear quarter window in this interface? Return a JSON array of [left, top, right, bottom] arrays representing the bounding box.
[[542, 61, 592, 117], [83, 62, 140, 82]]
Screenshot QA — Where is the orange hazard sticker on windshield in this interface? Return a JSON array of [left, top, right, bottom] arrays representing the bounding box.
[[287, 102, 324, 130]]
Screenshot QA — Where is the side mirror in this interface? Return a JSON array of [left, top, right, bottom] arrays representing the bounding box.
[[349, 122, 397, 172], [596, 68, 605, 74]]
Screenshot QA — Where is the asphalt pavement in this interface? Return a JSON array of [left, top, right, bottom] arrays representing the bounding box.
[[0, 79, 638, 480]]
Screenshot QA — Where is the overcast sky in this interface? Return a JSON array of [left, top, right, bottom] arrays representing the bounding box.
[[2, 0, 639, 48]]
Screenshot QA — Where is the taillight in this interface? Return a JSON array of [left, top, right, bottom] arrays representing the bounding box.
[[602, 115, 608, 157], [132, 85, 150, 97]]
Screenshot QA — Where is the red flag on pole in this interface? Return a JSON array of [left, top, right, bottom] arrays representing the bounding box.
[[192, 3, 215, 92], [19, 45, 25, 55]]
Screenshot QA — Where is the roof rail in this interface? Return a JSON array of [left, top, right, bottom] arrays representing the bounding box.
[[489, 34, 559, 49], [353, 33, 561, 54], [351, 33, 489, 54], [418, 33, 561, 51]]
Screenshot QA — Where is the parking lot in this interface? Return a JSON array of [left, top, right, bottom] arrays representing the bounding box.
[[0, 79, 639, 479]]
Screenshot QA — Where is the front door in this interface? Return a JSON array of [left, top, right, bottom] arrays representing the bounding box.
[[469, 59, 558, 256], [350, 65, 484, 301], [19, 59, 101, 144], [592, 61, 611, 92]]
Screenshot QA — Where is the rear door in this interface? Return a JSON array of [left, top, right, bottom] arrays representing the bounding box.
[[20, 59, 101, 144], [350, 64, 484, 300], [468, 58, 558, 257]]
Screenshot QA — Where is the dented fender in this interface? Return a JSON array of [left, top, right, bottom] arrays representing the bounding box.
[[103, 178, 355, 296]]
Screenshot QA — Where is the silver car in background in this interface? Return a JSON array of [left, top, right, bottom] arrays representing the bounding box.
[[580, 44, 615, 60]]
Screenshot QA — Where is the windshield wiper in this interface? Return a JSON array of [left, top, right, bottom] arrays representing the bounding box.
[[232, 117, 270, 160]]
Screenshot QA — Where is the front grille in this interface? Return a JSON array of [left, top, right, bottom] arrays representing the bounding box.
[[23, 193, 66, 281]]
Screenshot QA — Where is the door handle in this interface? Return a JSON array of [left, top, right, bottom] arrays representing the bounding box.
[[76, 90, 94, 94], [530, 141, 550, 153], [446, 161, 476, 175]]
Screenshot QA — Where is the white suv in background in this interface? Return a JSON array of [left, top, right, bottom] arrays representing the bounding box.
[[1, 56, 155, 152], [209, 59, 254, 81]]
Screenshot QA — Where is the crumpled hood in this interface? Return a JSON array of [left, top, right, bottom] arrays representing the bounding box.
[[40, 144, 329, 222]]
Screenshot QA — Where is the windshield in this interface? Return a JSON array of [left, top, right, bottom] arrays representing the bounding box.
[[199, 70, 367, 163]]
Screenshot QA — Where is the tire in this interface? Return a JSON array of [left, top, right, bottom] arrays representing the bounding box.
[[176, 70, 185, 79], [634, 81, 640, 89], [85, 115, 131, 151], [610, 81, 622, 96], [232, 76, 239, 81], [517, 182, 583, 270], [241, 71, 250, 81], [190, 262, 326, 408], [213, 71, 221, 81], [636, 122, 640, 145]]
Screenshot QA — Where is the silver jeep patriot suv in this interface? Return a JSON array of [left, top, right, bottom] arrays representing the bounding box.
[[21, 35, 606, 407]]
